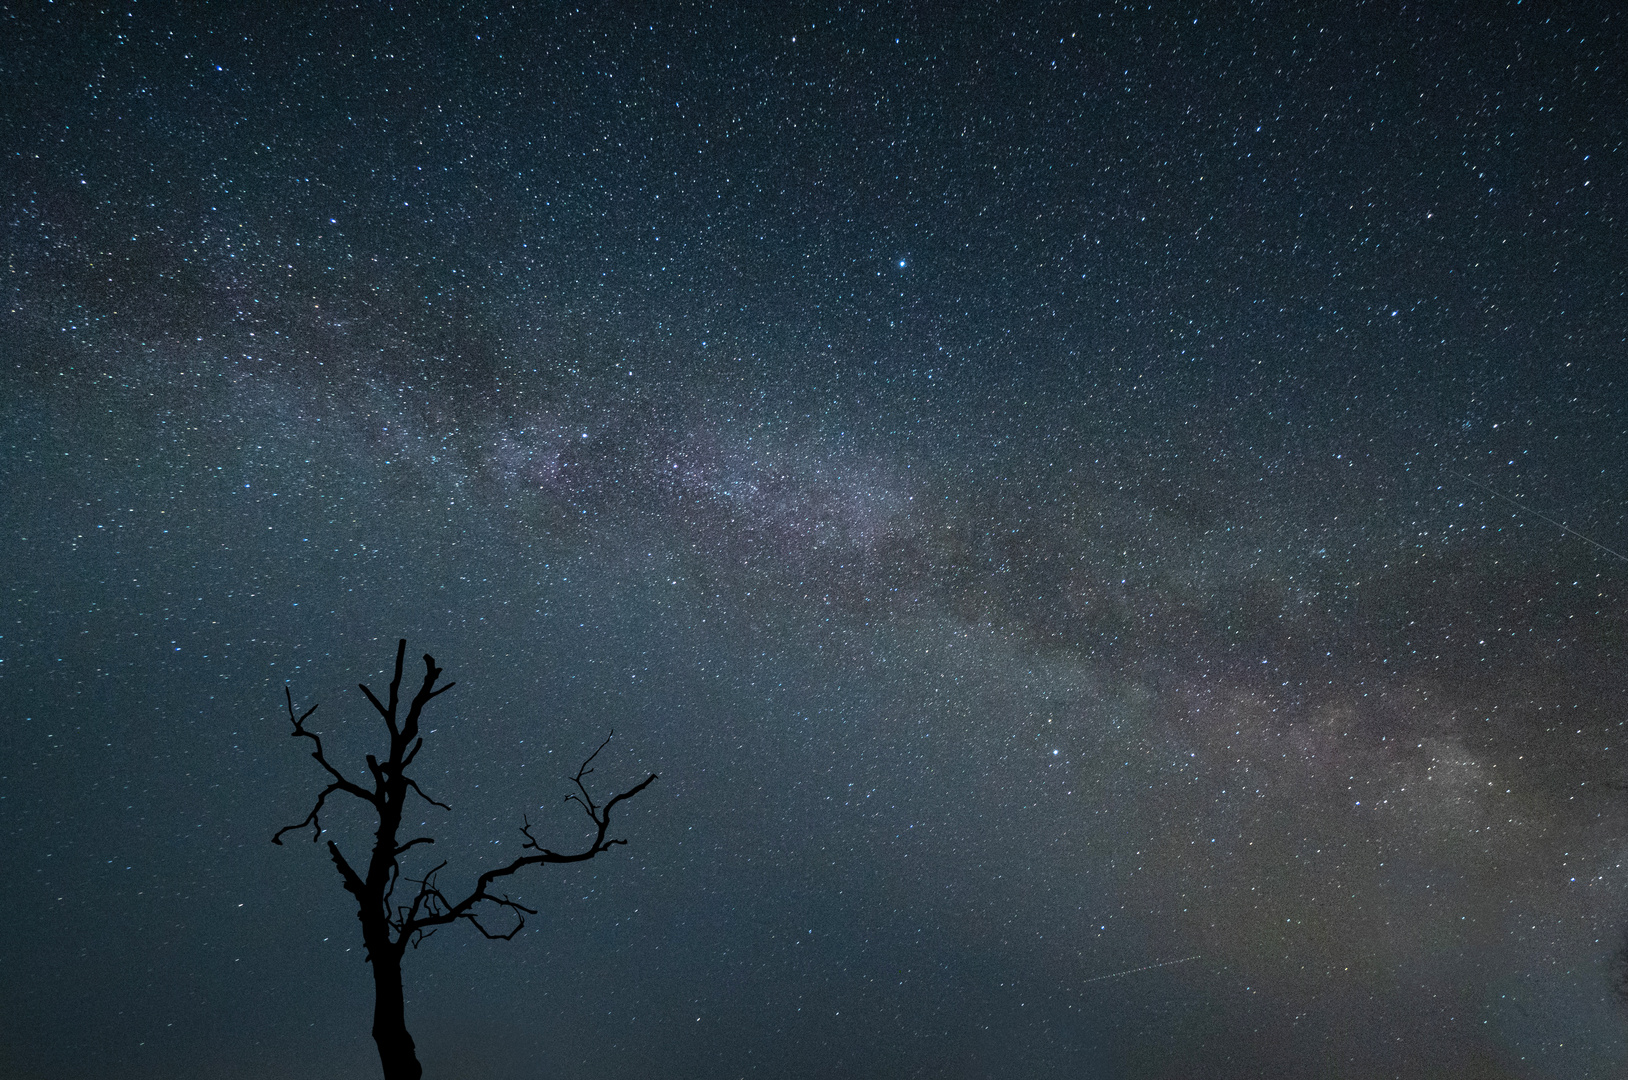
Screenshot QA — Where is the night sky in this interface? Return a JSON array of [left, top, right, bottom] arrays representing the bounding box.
[[5, 3, 1628, 1077]]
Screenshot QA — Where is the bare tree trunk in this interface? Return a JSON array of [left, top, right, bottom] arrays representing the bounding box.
[[370, 950, 422, 1080], [275, 641, 658, 1075]]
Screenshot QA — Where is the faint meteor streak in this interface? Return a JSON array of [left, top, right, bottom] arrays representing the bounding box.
[[1080, 954, 1203, 984], [1449, 470, 1628, 563]]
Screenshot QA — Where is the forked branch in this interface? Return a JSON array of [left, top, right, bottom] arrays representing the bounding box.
[[272, 687, 378, 844], [398, 735, 658, 942]]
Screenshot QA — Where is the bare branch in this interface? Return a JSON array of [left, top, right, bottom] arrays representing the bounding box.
[[273, 780, 350, 845], [464, 893, 538, 941], [564, 731, 616, 818], [326, 840, 365, 895], [393, 865, 443, 948], [386, 638, 406, 734], [578, 731, 614, 774], [405, 776, 451, 812], [358, 682, 391, 722], [272, 687, 377, 843], [357, 638, 409, 735], [466, 915, 526, 941], [287, 687, 318, 727], [402, 744, 658, 941], [598, 771, 660, 824], [395, 837, 435, 856], [397, 652, 447, 744]]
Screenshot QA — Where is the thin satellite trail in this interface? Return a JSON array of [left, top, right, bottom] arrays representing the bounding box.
[[1449, 470, 1628, 564], [1079, 955, 1203, 985]]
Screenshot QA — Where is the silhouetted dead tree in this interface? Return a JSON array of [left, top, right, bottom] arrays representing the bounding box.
[[273, 639, 657, 1080]]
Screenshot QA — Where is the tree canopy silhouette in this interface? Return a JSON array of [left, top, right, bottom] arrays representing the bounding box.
[[273, 639, 657, 1080]]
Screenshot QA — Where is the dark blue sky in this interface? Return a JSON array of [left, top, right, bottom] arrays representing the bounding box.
[[4, 3, 1627, 1077]]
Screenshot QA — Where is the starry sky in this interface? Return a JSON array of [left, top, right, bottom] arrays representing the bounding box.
[[4, 3, 1627, 1077]]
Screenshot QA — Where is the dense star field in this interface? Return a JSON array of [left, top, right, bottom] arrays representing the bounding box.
[[4, 3, 1626, 1077]]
